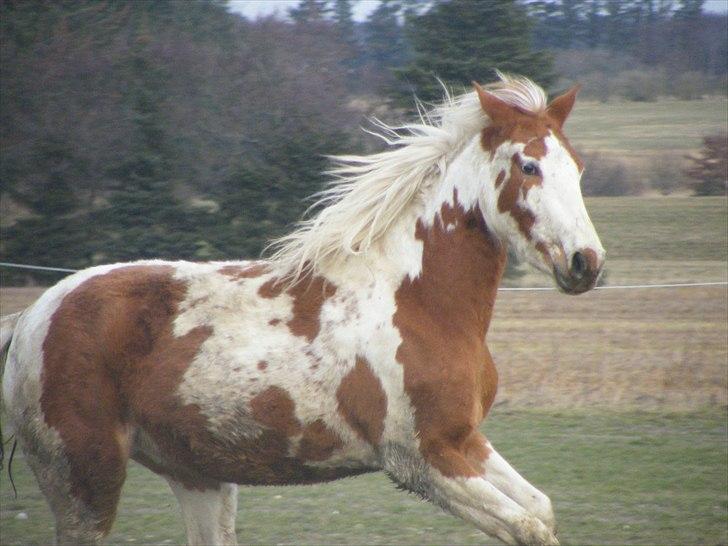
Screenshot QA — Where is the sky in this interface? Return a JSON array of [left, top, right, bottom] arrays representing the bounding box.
[[227, 0, 728, 21], [227, 0, 379, 21]]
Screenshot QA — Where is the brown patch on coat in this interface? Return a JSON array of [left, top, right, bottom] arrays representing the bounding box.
[[393, 191, 505, 478], [257, 360, 268, 371], [258, 277, 285, 299], [40, 265, 215, 532], [523, 138, 547, 159], [218, 262, 268, 280], [497, 156, 540, 240], [268, 318, 281, 326], [286, 277, 337, 342], [495, 170, 506, 188], [249, 387, 345, 466], [259, 275, 337, 342], [298, 420, 344, 461], [336, 357, 388, 446], [480, 115, 550, 158], [250, 386, 302, 436]]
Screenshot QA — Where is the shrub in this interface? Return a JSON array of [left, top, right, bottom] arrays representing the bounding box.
[[644, 155, 688, 195], [685, 133, 728, 196], [581, 152, 643, 196], [611, 69, 665, 102], [670, 71, 708, 100]]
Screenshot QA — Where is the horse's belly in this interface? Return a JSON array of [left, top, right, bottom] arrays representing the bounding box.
[[130, 424, 378, 488]]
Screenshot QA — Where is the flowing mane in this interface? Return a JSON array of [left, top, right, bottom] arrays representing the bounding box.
[[266, 73, 547, 281]]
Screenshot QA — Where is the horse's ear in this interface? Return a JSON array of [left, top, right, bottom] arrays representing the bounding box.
[[474, 81, 514, 125], [547, 84, 581, 128]]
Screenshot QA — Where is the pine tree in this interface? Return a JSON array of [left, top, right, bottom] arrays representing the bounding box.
[[395, 0, 555, 104], [686, 134, 728, 196], [289, 0, 330, 24], [332, 0, 355, 37], [98, 42, 203, 262], [365, 0, 408, 69]]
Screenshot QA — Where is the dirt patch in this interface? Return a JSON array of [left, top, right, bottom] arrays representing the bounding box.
[[2, 285, 725, 410]]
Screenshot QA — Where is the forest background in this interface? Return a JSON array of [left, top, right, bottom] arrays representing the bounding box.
[[1, 0, 726, 283]]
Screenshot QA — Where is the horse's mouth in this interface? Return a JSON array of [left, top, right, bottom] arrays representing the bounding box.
[[553, 265, 600, 295]]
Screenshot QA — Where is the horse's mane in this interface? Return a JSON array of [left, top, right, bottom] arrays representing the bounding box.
[[265, 73, 547, 281]]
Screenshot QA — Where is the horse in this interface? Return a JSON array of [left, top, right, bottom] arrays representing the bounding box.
[[1, 73, 604, 546]]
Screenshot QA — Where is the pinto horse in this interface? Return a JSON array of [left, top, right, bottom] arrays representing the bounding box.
[[1, 74, 604, 546]]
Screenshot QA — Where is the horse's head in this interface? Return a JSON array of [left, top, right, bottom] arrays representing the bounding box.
[[473, 79, 605, 294]]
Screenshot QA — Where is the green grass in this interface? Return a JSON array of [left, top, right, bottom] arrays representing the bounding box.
[[586, 196, 728, 263], [1, 410, 725, 545], [567, 98, 728, 157]]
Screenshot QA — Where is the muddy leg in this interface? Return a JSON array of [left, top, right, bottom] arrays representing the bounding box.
[[20, 424, 128, 545]]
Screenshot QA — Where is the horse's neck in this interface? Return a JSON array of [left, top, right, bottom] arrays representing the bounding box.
[[378, 148, 506, 339]]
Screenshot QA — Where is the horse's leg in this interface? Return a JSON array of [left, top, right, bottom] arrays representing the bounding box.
[[383, 438, 558, 546], [19, 423, 129, 545], [166, 479, 238, 546], [481, 440, 556, 532]]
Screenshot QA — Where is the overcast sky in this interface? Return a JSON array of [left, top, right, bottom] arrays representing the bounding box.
[[227, 0, 378, 21], [228, 0, 728, 21]]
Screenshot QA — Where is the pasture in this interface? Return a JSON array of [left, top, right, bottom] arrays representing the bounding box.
[[567, 97, 728, 159], [1, 196, 726, 544], [1, 410, 725, 545]]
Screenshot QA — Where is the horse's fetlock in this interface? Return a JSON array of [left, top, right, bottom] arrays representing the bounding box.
[[515, 514, 559, 546]]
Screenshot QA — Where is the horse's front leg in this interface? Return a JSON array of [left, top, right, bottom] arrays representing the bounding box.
[[481, 439, 556, 533], [384, 434, 557, 546]]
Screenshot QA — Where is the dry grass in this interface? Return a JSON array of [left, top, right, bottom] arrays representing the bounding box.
[[567, 97, 728, 160], [490, 286, 727, 409]]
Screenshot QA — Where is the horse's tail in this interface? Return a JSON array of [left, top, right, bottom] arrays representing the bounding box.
[[1, 311, 23, 492]]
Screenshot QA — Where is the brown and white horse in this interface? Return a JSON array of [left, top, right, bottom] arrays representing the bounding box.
[[1, 74, 604, 546]]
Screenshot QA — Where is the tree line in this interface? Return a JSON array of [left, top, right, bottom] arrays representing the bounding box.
[[1, 0, 725, 283]]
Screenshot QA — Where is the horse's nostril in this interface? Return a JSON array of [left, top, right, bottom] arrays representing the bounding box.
[[571, 251, 587, 278]]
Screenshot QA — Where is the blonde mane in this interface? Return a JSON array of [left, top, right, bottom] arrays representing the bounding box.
[[265, 73, 547, 281]]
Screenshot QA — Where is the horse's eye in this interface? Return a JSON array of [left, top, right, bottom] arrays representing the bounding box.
[[522, 162, 539, 176]]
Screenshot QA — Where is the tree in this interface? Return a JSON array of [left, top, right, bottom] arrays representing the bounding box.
[[289, 0, 330, 24], [685, 134, 728, 196], [395, 0, 555, 103]]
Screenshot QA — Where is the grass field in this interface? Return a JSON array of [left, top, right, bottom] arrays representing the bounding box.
[[567, 97, 728, 159], [1, 410, 725, 545]]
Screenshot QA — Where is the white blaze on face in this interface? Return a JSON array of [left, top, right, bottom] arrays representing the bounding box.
[[524, 133, 605, 275]]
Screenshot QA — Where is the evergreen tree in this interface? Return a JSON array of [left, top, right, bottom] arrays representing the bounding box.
[[289, 0, 330, 24], [365, 0, 409, 69], [333, 0, 355, 37], [686, 134, 728, 196], [395, 0, 555, 103], [96, 42, 204, 262]]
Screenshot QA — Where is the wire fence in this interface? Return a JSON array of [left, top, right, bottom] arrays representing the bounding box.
[[1, 261, 726, 291]]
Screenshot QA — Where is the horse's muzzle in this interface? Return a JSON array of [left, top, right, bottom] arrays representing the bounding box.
[[553, 249, 603, 295]]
